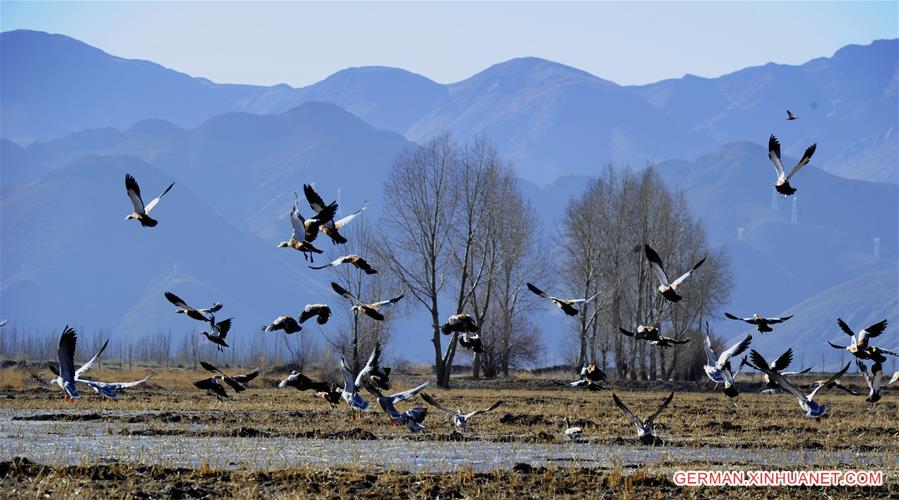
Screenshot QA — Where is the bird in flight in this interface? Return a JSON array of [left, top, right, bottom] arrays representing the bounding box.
[[612, 392, 674, 445], [644, 244, 706, 303], [309, 255, 377, 274], [786, 110, 798, 120], [768, 134, 816, 197], [331, 282, 403, 321], [124, 174, 174, 227], [526, 283, 599, 316], [724, 312, 793, 334], [165, 292, 222, 322]]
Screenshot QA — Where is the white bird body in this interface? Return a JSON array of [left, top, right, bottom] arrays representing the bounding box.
[[703, 329, 752, 397], [421, 393, 503, 430], [79, 376, 150, 398], [563, 417, 582, 441]]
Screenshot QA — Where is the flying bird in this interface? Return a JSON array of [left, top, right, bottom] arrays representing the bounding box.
[[742, 348, 811, 391], [299, 304, 332, 325], [309, 255, 377, 274], [619, 325, 689, 348], [526, 283, 599, 316], [612, 392, 674, 445], [644, 244, 706, 303], [359, 343, 391, 391], [201, 316, 232, 351], [165, 292, 222, 322], [890, 371, 899, 386], [724, 312, 793, 334], [856, 360, 883, 403], [421, 393, 503, 431], [338, 356, 371, 418], [277, 199, 325, 261], [808, 377, 860, 396], [566, 364, 607, 390], [278, 371, 331, 392], [703, 326, 752, 398], [302, 184, 339, 229], [320, 201, 369, 244], [458, 332, 485, 353], [53, 326, 105, 402], [441, 313, 479, 335], [331, 282, 403, 321], [193, 377, 230, 400], [786, 110, 798, 120], [262, 316, 302, 334], [78, 376, 151, 399], [367, 382, 430, 432], [827, 318, 895, 363], [750, 349, 849, 420], [124, 174, 174, 227], [768, 134, 817, 196]]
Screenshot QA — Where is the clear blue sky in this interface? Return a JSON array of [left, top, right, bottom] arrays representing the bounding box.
[[2, 1, 896, 86]]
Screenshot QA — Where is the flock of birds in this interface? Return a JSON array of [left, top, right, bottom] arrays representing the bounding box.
[[17, 109, 898, 443]]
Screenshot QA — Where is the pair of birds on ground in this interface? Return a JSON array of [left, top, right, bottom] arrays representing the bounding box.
[[49, 326, 150, 401], [277, 186, 368, 262], [192, 362, 259, 400], [563, 392, 674, 445], [164, 292, 232, 351]]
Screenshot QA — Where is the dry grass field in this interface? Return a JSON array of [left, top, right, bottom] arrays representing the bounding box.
[[0, 365, 897, 498]]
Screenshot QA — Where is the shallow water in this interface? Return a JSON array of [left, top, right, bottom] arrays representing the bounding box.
[[0, 412, 890, 472]]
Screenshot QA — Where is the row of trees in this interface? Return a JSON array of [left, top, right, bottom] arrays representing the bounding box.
[[1, 135, 732, 387]]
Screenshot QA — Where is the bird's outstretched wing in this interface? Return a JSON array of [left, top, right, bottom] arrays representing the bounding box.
[[717, 334, 752, 369], [75, 338, 109, 379], [644, 244, 669, 286], [125, 174, 145, 214], [670, 256, 706, 288], [645, 392, 674, 424], [144, 182, 174, 214], [768, 135, 785, 178], [785, 144, 817, 181], [612, 393, 644, 429], [420, 392, 457, 416]]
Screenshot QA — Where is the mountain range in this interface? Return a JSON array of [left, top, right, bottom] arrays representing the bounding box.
[[3, 30, 896, 184], [1, 30, 897, 366]]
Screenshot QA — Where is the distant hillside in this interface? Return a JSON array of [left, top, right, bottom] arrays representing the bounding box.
[[631, 39, 899, 183]]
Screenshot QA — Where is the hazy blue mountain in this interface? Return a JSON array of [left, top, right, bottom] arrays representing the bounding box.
[[11, 102, 413, 241], [0, 155, 335, 355], [4, 30, 895, 185], [0, 30, 288, 143], [631, 39, 899, 183]]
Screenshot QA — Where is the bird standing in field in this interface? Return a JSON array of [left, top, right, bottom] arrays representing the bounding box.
[[331, 282, 403, 321], [750, 349, 849, 420], [421, 393, 503, 431], [768, 134, 817, 196], [309, 255, 377, 274], [164, 292, 222, 322], [563, 417, 582, 441], [299, 304, 332, 325], [201, 316, 232, 351], [724, 312, 793, 334], [526, 283, 599, 316], [644, 244, 706, 303], [703, 326, 752, 398], [619, 325, 689, 348], [124, 174, 174, 227], [612, 392, 674, 445]]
